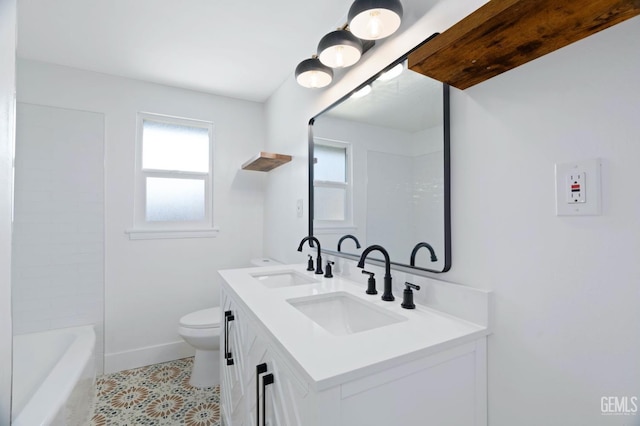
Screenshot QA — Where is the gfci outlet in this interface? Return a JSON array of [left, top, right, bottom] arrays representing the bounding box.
[[567, 172, 586, 204], [555, 158, 602, 216]]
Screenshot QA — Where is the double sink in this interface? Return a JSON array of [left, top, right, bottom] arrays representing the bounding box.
[[249, 270, 406, 336]]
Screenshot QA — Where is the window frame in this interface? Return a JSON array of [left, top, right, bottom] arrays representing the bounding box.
[[312, 137, 354, 231], [127, 112, 218, 240]]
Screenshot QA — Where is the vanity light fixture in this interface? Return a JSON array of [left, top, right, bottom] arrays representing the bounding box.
[[317, 29, 363, 69], [294, 0, 402, 89], [377, 61, 404, 81], [295, 56, 334, 89], [350, 84, 372, 99], [348, 0, 403, 40]]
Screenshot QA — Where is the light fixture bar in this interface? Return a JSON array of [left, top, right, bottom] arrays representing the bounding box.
[[294, 0, 403, 89]]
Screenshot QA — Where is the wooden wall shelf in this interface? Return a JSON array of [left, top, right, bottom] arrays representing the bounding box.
[[408, 0, 640, 90], [241, 152, 292, 172]]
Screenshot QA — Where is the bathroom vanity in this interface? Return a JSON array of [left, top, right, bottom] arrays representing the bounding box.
[[219, 264, 491, 426]]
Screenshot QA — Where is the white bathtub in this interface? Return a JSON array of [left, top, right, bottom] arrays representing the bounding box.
[[12, 325, 97, 426]]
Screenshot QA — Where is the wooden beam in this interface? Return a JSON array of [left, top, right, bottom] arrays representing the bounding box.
[[408, 0, 640, 90]]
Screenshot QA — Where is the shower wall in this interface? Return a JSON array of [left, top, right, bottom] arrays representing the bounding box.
[[13, 103, 105, 372]]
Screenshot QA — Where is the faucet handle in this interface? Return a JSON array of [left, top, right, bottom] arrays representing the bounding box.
[[306, 254, 314, 271], [401, 282, 421, 309], [362, 270, 377, 295], [324, 261, 334, 278], [405, 282, 420, 291]]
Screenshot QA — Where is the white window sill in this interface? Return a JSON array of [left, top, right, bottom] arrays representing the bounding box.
[[125, 227, 220, 240]]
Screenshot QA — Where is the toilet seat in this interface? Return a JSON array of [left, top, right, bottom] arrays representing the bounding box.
[[179, 307, 221, 329]]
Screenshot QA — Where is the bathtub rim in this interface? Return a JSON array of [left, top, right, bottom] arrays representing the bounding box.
[[12, 325, 96, 426]]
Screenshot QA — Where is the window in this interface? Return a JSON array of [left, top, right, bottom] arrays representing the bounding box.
[[313, 138, 353, 229], [128, 113, 217, 239]]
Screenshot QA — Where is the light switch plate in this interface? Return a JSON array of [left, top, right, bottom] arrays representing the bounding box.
[[555, 158, 602, 216]]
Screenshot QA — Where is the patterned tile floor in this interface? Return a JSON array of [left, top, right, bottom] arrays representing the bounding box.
[[91, 357, 221, 426]]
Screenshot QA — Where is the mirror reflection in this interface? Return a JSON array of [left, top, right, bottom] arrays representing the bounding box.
[[309, 38, 450, 273]]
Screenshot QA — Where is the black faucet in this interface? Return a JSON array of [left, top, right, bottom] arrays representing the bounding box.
[[357, 245, 394, 301], [297, 236, 323, 275], [337, 234, 362, 252], [410, 242, 438, 267]]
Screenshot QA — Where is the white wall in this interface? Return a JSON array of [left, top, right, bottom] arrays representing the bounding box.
[[17, 60, 267, 373], [449, 18, 640, 424], [13, 103, 105, 371], [264, 5, 640, 426], [0, 0, 16, 422]]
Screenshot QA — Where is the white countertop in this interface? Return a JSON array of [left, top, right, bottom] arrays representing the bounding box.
[[219, 263, 490, 391]]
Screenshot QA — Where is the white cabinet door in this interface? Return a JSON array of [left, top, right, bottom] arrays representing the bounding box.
[[221, 291, 250, 426], [222, 287, 309, 426], [251, 342, 308, 426], [244, 322, 268, 426]]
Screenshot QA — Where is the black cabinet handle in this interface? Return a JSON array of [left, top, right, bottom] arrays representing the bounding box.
[[256, 363, 267, 426], [261, 373, 275, 426], [224, 310, 235, 365]]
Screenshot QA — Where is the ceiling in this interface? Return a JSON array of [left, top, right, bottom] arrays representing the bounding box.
[[17, 0, 353, 102]]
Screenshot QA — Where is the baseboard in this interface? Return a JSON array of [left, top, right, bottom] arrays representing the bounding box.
[[104, 340, 195, 374]]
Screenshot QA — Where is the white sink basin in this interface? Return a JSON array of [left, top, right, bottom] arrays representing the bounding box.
[[251, 270, 319, 288], [287, 292, 406, 336]]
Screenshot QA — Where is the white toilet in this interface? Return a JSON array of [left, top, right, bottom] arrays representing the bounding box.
[[178, 307, 221, 388]]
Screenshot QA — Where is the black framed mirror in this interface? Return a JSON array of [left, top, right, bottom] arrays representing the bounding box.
[[308, 34, 451, 273]]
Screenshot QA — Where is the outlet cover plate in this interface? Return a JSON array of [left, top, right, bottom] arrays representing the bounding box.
[[555, 158, 602, 216]]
